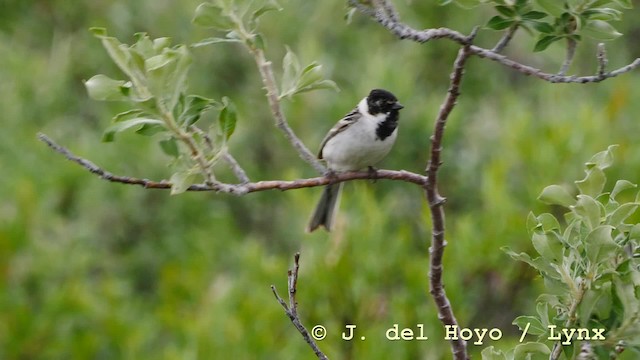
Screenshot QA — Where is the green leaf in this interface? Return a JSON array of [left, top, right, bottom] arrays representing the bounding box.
[[495, 5, 516, 17], [293, 79, 340, 96], [502, 247, 560, 278], [513, 316, 546, 336], [191, 37, 242, 48], [135, 123, 166, 136], [534, 35, 561, 52], [576, 167, 606, 197], [113, 109, 147, 122], [611, 180, 637, 200], [102, 118, 164, 142], [192, 3, 234, 30], [584, 7, 623, 21], [218, 97, 237, 141], [608, 203, 639, 227], [535, 0, 565, 17], [586, 144, 618, 170], [513, 342, 551, 357], [584, 225, 618, 263], [145, 46, 192, 113], [532, 21, 555, 33], [538, 185, 575, 207], [486, 16, 515, 30], [573, 194, 602, 230], [180, 95, 217, 126], [169, 170, 197, 195], [251, 0, 282, 26], [160, 138, 180, 158], [522, 11, 547, 20], [532, 231, 564, 263], [582, 19, 623, 40], [84, 75, 131, 101], [90, 28, 134, 79], [480, 346, 506, 360], [538, 213, 561, 232], [281, 46, 301, 96]]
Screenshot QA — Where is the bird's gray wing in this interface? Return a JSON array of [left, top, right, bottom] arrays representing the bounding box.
[[317, 108, 362, 159]]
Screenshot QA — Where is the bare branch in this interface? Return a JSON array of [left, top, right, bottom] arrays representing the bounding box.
[[271, 253, 329, 360], [559, 37, 577, 76], [424, 34, 475, 360], [222, 150, 250, 184], [351, 0, 640, 83], [37, 133, 427, 194], [492, 24, 518, 53], [597, 43, 608, 77]]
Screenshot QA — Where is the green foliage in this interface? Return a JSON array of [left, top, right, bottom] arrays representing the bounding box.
[[192, 0, 338, 100], [451, 0, 632, 51], [503, 146, 640, 358], [85, 28, 230, 193]]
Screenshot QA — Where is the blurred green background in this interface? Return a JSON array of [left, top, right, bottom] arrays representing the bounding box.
[[2, 1, 640, 359]]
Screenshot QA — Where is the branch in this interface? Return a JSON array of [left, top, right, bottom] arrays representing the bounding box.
[[424, 31, 475, 360], [492, 24, 518, 53], [559, 37, 577, 76], [37, 133, 427, 194], [250, 47, 326, 174], [271, 253, 329, 360], [351, 0, 640, 83]]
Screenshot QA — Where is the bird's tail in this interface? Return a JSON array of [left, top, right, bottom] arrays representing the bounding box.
[[306, 183, 343, 232]]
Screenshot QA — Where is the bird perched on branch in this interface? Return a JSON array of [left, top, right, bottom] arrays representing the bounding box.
[[307, 89, 403, 232]]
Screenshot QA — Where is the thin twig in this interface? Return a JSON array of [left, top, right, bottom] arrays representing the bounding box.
[[492, 24, 518, 53], [352, 0, 640, 83], [38, 133, 427, 194], [559, 37, 577, 76], [424, 31, 475, 360], [271, 253, 329, 360], [597, 43, 608, 77], [222, 150, 250, 184]]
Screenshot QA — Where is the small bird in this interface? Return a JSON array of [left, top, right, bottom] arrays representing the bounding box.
[[307, 89, 403, 232]]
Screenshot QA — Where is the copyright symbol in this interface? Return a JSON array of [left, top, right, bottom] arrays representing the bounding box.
[[311, 325, 326, 340]]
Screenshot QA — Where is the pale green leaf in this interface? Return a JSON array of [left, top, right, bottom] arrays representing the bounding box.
[[160, 138, 180, 158], [538, 185, 575, 207], [192, 3, 234, 30], [582, 19, 623, 40], [584, 225, 618, 263], [608, 203, 639, 227], [573, 195, 602, 229], [84, 75, 131, 101], [513, 342, 551, 358], [102, 118, 164, 142], [610, 180, 637, 200], [576, 167, 606, 197], [513, 316, 546, 336], [169, 170, 198, 195], [532, 231, 564, 263]]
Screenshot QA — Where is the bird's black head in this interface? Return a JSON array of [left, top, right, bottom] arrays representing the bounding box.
[[366, 89, 403, 116]]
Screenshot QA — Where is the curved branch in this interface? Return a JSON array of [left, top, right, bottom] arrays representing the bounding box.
[[424, 36, 474, 360], [350, 0, 640, 83], [37, 133, 427, 195]]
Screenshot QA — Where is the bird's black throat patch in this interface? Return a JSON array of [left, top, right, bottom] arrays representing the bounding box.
[[375, 110, 399, 141]]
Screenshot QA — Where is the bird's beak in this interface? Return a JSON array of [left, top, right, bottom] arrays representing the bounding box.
[[392, 103, 404, 110]]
